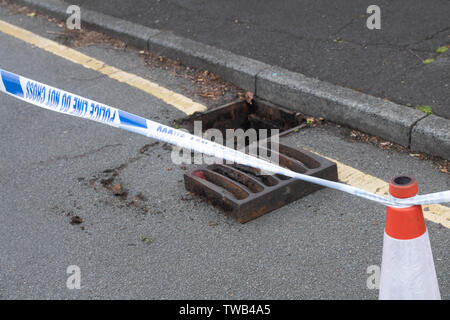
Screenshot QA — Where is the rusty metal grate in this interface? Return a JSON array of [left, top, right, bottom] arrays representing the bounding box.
[[184, 143, 338, 223], [180, 98, 337, 223], [175, 98, 306, 138]]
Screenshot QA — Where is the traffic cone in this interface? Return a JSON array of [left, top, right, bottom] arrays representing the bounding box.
[[379, 176, 441, 300]]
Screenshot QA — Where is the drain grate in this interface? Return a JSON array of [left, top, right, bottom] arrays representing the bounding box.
[[180, 98, 338, 223], [184, 144, 338, 223]]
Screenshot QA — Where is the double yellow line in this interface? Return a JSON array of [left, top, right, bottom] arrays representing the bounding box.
[[0, 20, 207, 115], [315, 152, 450, 228], [0, 19, 448, 228]]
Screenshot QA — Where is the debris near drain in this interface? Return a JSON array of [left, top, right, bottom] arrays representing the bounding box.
[[140, 142, 159, 154], [140, 235, 153, 244], [440, 166, 449, 174], [333, 124, 449, 174], [245, 91, 254, 104], [70, 215, 84, 225], [306, 116, 325, 126], [100, 177, 115, 186], [110, 183, 125, 196], [181, 191, 196, 201], [127, 200, 149, 214], [135, 192, 148, 202], [349, 128, 412, 153], [142, 51, 244, 102]]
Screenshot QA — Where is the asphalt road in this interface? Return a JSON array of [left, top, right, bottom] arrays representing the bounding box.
[[66, 0, 450, 119], [0, 5, 449, 299]]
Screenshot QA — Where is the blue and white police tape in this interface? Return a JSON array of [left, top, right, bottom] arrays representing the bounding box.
[[1, 68, 449, 207]]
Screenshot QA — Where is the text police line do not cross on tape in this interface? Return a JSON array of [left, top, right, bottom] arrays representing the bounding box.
[[1, 69, 449, 208]]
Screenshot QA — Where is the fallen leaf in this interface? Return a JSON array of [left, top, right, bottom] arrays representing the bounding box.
[[140, 235, 153, 244], [245, 91, 254, 104], [110, 183, 124, 196], [415, 105, 433, 115], [436, 46, 448, 54], [306, 116, 315, 125]]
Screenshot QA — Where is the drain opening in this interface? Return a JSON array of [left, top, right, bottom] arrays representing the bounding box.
[[198, 169, 249, 200], [175, 98, 306, 140], [209, 164, 264, 193], [230, 164, 279, 187], [184, 145, 338, 223]]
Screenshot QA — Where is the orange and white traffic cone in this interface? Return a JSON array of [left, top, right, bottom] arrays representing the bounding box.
[[379, 176, 441, 300]]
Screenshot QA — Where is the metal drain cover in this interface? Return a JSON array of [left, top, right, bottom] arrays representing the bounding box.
[[184, 144, 338, 223], [174, 98, 306, 137]]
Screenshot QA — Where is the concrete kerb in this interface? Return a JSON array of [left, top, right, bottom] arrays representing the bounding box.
[[411, 115, 450, 160], [147, 31, 269, 93], [255, 67, 427, 147], [10, 0, 450, 160]]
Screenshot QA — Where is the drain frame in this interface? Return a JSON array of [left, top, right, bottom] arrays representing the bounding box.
[[175, 97, 307, 138], [184, 144, 338, 223]]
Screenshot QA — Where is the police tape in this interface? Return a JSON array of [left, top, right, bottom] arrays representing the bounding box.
[[1, 68, 449, 208]]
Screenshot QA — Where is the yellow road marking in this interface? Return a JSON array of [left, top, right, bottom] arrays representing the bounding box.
[[308, 149, 450, 228], [1, 19, 448, 227], [0, 19, 207, 115]]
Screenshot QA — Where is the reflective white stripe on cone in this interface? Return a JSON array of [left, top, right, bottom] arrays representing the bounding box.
[[379, 176, 441, 300], [379, 230, 441, 300]]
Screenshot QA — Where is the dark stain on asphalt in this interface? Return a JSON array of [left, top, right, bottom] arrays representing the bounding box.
[[69, 215, 84, 225], [139, 141, 159, 154], [73, 141, 188, 216], [135, 192, 148, 202], [78, 154, 157, 214]]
